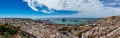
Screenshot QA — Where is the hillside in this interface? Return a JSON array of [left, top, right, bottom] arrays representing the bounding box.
[[0, 24, 32, 38], [81, 16, 120, 38], [0, 16, 120, 38]]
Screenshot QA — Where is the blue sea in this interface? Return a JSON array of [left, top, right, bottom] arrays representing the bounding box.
[[39, 18, 101, 25]]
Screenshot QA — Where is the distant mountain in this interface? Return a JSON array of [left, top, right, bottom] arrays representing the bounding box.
[[102, 16, 120, 20]]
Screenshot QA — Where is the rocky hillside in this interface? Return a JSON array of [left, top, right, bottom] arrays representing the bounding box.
[[0, 16, 120, 38], [0, 24, 32, 38], [81, 16, 120, 38]]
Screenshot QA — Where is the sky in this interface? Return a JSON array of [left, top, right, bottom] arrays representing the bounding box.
[[0, 0, 120, 18], [0, 0, 77, 18]]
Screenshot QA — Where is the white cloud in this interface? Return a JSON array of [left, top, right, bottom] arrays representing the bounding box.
[[23, 0, 39, 11], [23, 0, 120, 18]]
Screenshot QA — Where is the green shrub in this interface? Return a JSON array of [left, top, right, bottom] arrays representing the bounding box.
[[0, 24, 17, 37], [4, 32, 11, 38]]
